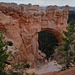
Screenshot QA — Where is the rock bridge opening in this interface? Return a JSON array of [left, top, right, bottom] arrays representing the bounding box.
[[38, 31, 59, 60], [34, 28, 63, 67]]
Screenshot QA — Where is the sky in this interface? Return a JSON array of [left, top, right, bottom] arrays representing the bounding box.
[[0, 0, 75, 7]]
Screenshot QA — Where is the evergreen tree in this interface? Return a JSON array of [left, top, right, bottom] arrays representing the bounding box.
[[0, 29, 12, 73], [56, 20, 75, 69]]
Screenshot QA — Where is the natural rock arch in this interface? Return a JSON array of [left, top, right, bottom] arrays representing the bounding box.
[[0, 3, 69, 67], [32, 28, 63, 66], [41, 28, 63, 43]]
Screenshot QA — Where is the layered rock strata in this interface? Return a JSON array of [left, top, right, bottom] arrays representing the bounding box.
[[0, 3, 69, 67]]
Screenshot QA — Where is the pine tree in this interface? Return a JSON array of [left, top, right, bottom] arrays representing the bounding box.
[[0, 29, 12, 72], [56, 20, 75, 69]]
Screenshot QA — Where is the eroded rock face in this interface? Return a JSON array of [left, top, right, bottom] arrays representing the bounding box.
[[0, 3, 69, 67]]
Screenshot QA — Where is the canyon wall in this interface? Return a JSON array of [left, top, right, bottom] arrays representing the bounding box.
[[0, 3, 69, 67]]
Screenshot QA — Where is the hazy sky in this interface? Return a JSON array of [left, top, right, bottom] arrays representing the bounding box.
[[0, 0, 75, 6]]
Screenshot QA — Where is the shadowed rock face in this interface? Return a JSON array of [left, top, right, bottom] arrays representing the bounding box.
[[0, 2, 69, 67]]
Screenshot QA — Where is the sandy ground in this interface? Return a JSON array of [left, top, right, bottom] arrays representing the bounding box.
[[36, 61, 62, 74], [38, 66, 75, 75], [26, 61, 75, 75]]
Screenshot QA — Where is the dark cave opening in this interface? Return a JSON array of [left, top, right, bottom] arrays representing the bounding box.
[[38, 31, 59, 60]]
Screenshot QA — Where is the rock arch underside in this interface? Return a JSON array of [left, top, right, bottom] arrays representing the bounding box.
[[0, 3, 69, 67]]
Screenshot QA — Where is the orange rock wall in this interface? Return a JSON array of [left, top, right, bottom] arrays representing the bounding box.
[[0, 3, 69, 67]]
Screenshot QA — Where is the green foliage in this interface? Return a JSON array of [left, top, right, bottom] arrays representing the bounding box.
[[7, 41, 13, 46], [0, 70, 7, 75], [56, 20, 75, 69], [57, 60, 65, 65], [38, 31, 58, 60], [24, 64, 30, 68], [0, 29, 13, 75], [10, 72, 21, 75], [13, 58, 30, 71], [7, 58, 30, 75], [0, 29, 12, 71]]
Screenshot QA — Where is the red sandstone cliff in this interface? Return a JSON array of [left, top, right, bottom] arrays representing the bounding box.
[[0, 2, 69, 67]]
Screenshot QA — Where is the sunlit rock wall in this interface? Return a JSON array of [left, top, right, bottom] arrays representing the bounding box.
[[0, 3, 69, 67]]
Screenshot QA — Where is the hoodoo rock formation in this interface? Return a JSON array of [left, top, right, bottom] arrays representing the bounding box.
[[0, 3, 69, 67]]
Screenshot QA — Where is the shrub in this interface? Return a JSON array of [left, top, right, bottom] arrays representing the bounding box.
[[0, 29, 12, 74]]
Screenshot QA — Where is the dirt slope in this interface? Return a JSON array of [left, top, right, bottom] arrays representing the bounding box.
[[38, 66, 75, 75], [36, 61, 62, 73]]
